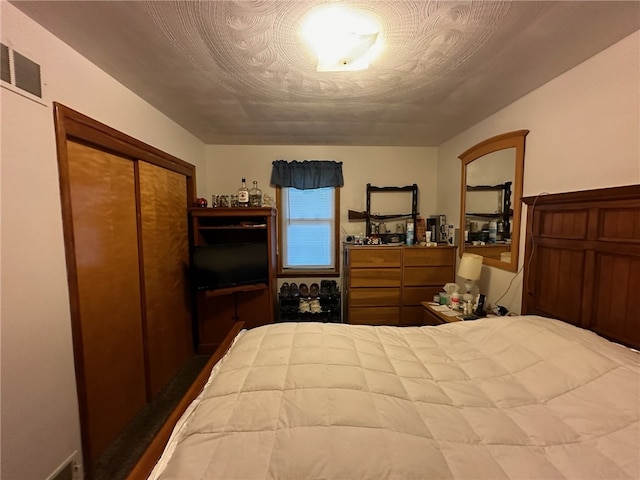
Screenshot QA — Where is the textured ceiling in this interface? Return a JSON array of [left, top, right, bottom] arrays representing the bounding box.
[[10, 1, 640, 146]]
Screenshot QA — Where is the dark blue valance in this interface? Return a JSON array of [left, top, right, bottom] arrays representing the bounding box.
[[270, 160, 344, 190]]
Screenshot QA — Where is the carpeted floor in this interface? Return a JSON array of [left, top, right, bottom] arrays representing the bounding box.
[[91, 354, 210, 480]]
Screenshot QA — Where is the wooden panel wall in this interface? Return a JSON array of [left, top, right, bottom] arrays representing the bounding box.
[[592, 253, 638, 345], [522, 185, 640, 350], [530, 245, 585, 326]]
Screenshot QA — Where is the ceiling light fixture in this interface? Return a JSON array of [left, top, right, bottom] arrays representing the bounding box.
[[301, 5, 382, 72]]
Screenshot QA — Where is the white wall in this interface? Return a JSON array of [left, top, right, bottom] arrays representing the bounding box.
[[204, 145, 439, 232], [2, 2, 638, 476], [0, 3, 206, 479], [204, 144, 439, 283], [437, 30, 640, 314]]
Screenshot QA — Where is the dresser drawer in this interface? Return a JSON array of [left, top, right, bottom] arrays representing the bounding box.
[[350, 268, 401, 287], [350, 288, 401, 307], [403, 286, 442, 306], [349, 247, 402, 267], [404, 266, 454, 286], [349, 307, 400, 325], [403, 247, 455, 266]]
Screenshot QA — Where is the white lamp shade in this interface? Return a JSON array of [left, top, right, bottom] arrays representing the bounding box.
[[458, 253, 483, 280]]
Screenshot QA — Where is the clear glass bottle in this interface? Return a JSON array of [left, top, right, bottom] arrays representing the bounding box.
[[237, 178, 249, 207], [249, 180, 262, 207]]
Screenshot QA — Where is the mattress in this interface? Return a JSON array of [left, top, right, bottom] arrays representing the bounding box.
[[150, 316, 639, 479]]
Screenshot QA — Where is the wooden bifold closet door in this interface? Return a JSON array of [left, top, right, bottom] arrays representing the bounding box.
[[67, 141, 148, 461], [65, 141, 192, 464], [138, 161, 191, 395], [55, 104, 196, 468]]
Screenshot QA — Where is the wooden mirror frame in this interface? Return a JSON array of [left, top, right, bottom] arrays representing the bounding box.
[[459, 130, 528, 272]]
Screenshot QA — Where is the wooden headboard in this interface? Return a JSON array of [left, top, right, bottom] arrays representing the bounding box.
[[522, 184, 640, 350]]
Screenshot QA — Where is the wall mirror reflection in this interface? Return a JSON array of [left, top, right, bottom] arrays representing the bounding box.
[[459, 130, 528, 272]]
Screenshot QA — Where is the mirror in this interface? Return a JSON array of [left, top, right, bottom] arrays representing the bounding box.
[[459, 130, 528, 272]]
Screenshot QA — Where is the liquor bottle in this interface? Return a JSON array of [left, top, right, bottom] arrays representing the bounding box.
[[249, 181, 262, 207], [237, 178, 249, 207]]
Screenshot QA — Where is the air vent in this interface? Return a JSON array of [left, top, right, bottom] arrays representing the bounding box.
[[1, 44, 10, 83], [1, 43, 43, 99], [13, 50, 41, 97]]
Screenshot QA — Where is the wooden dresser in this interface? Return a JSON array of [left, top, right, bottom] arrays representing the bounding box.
[[343, 245, 456, 326]]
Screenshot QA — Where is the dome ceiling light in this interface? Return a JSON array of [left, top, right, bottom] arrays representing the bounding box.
[[301, 4, 382, 72]]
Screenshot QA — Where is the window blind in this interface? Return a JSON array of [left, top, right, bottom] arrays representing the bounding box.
[[282, 187, 335, 269]]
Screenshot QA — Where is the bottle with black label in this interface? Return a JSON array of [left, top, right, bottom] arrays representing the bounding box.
[[238, 178, 249, 207]]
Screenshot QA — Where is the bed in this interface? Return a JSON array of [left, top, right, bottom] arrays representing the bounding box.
[[128, 185, 640, 480]]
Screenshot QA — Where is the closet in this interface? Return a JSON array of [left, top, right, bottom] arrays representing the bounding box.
[[54, 104, 195, 467]]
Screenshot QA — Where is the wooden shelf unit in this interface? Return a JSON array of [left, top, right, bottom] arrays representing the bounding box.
[[465, 181, 512, 236], [348, 184, 419, 243], [190, 207, 277, 354]]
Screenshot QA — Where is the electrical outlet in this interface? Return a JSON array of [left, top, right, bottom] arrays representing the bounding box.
[[72, 461, 82, 480], [47, 451, 82, 480]]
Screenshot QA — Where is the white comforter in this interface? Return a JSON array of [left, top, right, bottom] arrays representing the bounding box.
[[152, 316, 639, 479]]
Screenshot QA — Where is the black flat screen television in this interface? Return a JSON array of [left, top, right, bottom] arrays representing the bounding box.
[[191, 243, 269, 291]]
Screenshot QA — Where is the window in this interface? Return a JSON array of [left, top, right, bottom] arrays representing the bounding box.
[[277, 186, 340, 276]]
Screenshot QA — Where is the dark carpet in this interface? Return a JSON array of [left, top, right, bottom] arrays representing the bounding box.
[[91, 355, 210, 480]]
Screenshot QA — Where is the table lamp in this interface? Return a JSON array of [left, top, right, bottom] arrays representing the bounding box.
[[457, 253, 483, 304]]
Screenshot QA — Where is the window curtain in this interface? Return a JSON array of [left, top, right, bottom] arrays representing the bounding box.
[[271, 160, 344, 190]]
